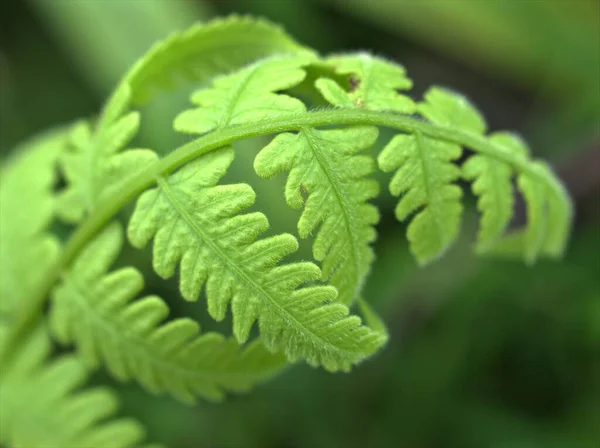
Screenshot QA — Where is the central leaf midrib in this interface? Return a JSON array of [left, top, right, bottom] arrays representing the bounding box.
[[220, 64, 261, 127], [156, 176, 359, 359], [415, 132, 448, 243], [301, 128, 364, 302]]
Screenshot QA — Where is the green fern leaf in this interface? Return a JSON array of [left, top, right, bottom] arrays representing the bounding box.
[[0, 129, 64, 315], [50, 222, 286, 403], [0, 326, 153, 448], [56, 113, 158, 223], [417, 87, 487, 133], [128, 147, 385, 371], [378, 132, 463, 264], [534, 162, 572, 258], [315, 53, 415, 112], [477, 133, 572, 263], [254, 126, 380, 304], [518, 161, 572, 262], [122, 16, 316, 106], [463, 131, 527, 252], [174, 55, 312, 134]]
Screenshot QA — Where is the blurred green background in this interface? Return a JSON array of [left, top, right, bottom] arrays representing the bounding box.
[[1, 1, 598, 447]]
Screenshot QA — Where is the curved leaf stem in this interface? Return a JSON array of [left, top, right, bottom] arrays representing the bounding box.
[[1, 108, 557, 366]]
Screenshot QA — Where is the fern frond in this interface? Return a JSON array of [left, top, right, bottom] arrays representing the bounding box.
[[315, 53, 415, 112], [174, 55, 312, 134], [0, 326, 154, 448], [0, 129, 63, 315], [50, 222, 286, 403], [254, 126, 380, 304], [0, 18, 575, 448], [128, 147, 385, 371]]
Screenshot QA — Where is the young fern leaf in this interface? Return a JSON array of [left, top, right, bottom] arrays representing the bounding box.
[[378, 131, 463, 264], [61, 16, 314, 224], [485, 135, 573, 263], [315, 53, 415, 112], [254, 126, 380, 304], [0, 326, 156, 448], [174, 55, 312, 133], [56, 109, 157, 223], [50, 222, 287, 403], [127, 147, 385, 371], [0, 129, 64, 316], [119, 15, 316, 107], [0, 19, 576, 448]]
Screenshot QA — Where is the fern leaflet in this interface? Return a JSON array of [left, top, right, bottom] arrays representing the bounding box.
[[0, 326, 156, 448], [255, 125, 380, 304], [51, 222, 287, 403], [0, 129, 63, 316], [56, 107, 157, 223], [174, 55, 312, 133], [120, 15, 315, 106], [127, 147, 385, 371], [379, 130, 463, 264], [315, 53, 415, 112], [487, 135, 573, 262]]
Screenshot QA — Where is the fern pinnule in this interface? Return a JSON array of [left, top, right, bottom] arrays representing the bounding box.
[[0, 18, 575, 448], [174, 55, 313, 134], [0, 129, 64, 315], [463, 132, 526, 252], [255, 125, 380, 304], [51, 222, 287, 403], [378, 131, 463, 264], [56, 109, 157, 223], [490, 134, 572, 263], [0, 326, 153, 448], [121, 16, 316, 106], [315, 53, 415, 112], [127, 147, 385, 371]]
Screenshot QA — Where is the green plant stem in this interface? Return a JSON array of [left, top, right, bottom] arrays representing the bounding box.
[[0, 108, 559, 367]]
